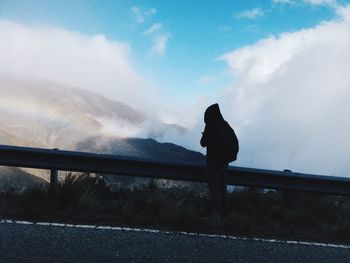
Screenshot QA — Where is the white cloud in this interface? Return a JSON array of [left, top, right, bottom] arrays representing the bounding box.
[[130, 6, 156, 24], [143, 23, 163, 36], [147, 26, 171, 57], [337, 4, 350, 18], [0, 20, 159, 110], [218, 6, 350, 176], [142, 22, 171, 57], [272, 0, 340, 7], [235, 8, 265, 20], [150, 33, 171, 57], [272, 0, 296, 4], [304, 0, 337, 5]]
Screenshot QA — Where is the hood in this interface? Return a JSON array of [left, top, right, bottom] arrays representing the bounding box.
[[204, 103, 225, 124]]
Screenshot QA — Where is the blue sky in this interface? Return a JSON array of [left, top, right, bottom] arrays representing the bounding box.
[[0, 0, 345, 100]]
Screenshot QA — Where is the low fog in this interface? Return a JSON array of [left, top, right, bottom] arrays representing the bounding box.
[[1, 6, 350, 177]]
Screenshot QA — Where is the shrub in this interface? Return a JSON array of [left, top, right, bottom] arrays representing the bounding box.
[[58, 173, 110, 208]]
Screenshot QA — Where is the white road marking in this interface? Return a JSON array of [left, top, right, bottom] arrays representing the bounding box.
[[51, 223, 66, 227], [96, 226, 112, 230], [1, 218, 350, 249], [14, 220, 33, 225], [75, 224, 96, 229], [36, 222, 50, 226]]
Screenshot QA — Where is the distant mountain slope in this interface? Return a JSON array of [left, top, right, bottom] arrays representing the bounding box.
[[0, 166, 47, 194], [0, 75, 146, 149], [76, 137, 204, 162], [0, 76, 204, 185]]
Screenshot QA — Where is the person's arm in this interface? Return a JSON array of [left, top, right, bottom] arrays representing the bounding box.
[[200, 126, 208, 147]]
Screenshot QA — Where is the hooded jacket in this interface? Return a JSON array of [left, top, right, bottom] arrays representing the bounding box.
[[200, 103, 228, 163]]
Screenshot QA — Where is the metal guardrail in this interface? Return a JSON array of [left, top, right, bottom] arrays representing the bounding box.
[[1, 144, 350, 196]]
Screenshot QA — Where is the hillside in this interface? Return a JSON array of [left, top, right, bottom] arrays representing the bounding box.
[[0, 75, 145, 149], [76, 137, 203, 162], [0, 75, 204, 188], [0, 166, 47, 194]]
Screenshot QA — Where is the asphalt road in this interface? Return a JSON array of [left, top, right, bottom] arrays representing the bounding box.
[[1, 222, 350, 263]]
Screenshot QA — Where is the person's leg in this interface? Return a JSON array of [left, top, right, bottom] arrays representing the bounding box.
[[219, 164, 228, 216], [206, 163, 220, 214]]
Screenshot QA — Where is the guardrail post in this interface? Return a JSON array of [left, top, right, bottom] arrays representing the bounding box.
[[50, 148, 59, 198], [282, 169, 292, 206]]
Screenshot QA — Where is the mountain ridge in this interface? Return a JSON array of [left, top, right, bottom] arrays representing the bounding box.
[[0, 76, 204, 187]]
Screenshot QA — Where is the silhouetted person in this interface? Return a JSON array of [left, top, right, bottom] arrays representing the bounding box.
[[200, 103, 238, 216]]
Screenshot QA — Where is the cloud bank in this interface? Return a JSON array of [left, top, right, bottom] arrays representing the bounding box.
[[218, 6, 350, 176], [0, 20, 158, 110]]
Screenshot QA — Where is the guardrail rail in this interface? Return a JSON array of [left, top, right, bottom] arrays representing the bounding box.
[[1, 144, 350, 196]]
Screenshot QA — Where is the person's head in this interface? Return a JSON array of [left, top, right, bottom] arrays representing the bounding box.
[[204, 103, 224, 124]]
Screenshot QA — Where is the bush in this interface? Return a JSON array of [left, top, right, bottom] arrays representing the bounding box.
[[58, 173, 110, 208]]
